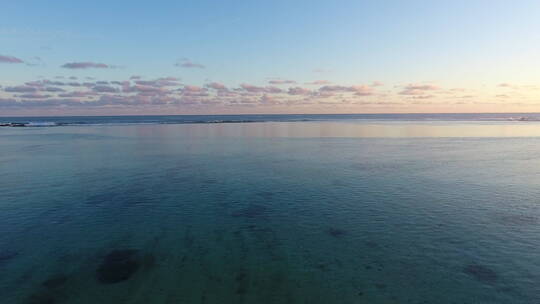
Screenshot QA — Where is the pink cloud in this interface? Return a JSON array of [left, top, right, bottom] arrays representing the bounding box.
[[44, 87, 65, 92], [403, 84, 439, 90], [288, 87, 312, 95], [5, 85, 38, 93], [58, 91, 97, 98], [0, 55, 23, 64], [61, 62, 109, 69], [411, 95, 434, 99], [306, 80, 331, 85], [240, 83, 283, 94], [351, 85, 374, 96], [319, 85, 354, 92], [17, 93, 52, 99], [206, 82, 227, 90], [92, 85, 119, 93], [176, 59, 205, 69], [268, 79, 296, 85], [181, 85, 209, 97], [130, 85, 169, 95], [135, 79, 180, 87], [260, 94, 280, 105], [43, 80, 65, 86], [399, 84, 440, 95], [183, 85, 204, 92]]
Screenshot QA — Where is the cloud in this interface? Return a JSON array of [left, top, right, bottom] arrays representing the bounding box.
[[111, 81, 129, 86], [44, 87, 65, 92], [10, 75, 520, 111], [206, 82, 227, 90], [61, 62, 109, 69], [46, 80, 66, 86], [313, 68, 329, 73], [403, 84, 439, 91], [351, 85, 374, 96], [17, 93, 52, 99], [176, 59, 205, 69], [123, 84, 170, 95], [410, 95, 434, 99], [240, 83, 283, 94], [5, 85, 38, 93], [319, 85, 354, 92], [135, 78, 180, 87], [182, 85, 204, 92], [268, 79, 296, 85], [92, 85, 119, 93], [306, 80, 331, 85], [0, 98, 18, 106], [399, 84, 440, 95], [180, 85, 209, 97], [58, 91, 97, 98], [0, 55, 23, 63], [288, 87, 312, 95], [260, 94, 280, 105]]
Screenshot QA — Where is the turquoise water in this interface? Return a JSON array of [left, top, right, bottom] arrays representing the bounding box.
[[1, 120, 540, 303]]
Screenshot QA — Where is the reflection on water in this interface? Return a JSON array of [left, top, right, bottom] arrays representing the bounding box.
[[1, 121, 540, 303], [128, 121, 540, 138]]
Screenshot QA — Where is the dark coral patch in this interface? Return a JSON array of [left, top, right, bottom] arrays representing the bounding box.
[[0, 250, 19, 263], [327, 228, 346, 238], [464, 264, 498, 284], [97, 249, 140, 284], [42, 274, 68, 289], [142, 253, 156, 269], [235, 269, 249, 295], [26, 291, 55, 304], [235, 272, 247, 282], [257, 191, 275, 200], [232, 204, 268, 219], [375, 283, 387, 290], [365, 241, 378, 248]]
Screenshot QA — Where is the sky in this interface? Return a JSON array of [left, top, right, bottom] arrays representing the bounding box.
[[2, 0, 540, 116]]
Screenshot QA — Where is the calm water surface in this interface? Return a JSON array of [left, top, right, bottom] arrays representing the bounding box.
[[1, 120, 539, 303]]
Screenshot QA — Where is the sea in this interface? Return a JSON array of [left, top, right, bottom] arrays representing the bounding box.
[[1, 114, 539, 303]]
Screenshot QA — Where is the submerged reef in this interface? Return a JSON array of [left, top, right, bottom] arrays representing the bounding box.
[[26, 291, 56, 304], [42, 274, 68, 289], [25, 274, 68, 304], [464, 263, 498, 283], [0, 250, 19, 264], [97, 249, 140, 284], [327, 227, 347, 238], [232, 204, 269, 219]]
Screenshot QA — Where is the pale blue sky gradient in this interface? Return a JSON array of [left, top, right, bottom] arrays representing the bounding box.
[[2, 1, 540, 114]]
